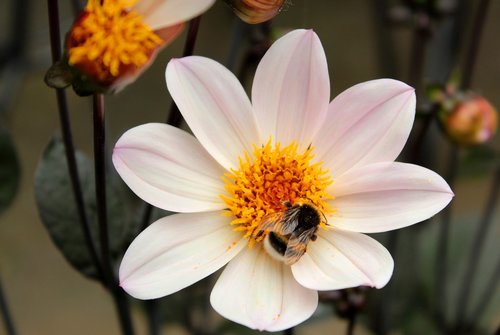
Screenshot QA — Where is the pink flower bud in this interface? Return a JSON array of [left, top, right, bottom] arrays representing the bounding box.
[[444, 96, 498, 145]]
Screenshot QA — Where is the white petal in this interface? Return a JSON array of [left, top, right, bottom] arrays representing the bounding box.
[[133, 0, 215, 31], [119, 211, 245, 299], [166, 56, 260, 171], [210, 247, 318, 331], [252, 29, 330, 146], [113, 123, 226, 213], [314, 79, 416, 176], [329, 162, 454, 233], [292, 229, 394, 290]]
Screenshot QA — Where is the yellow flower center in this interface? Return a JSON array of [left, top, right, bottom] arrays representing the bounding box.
[[222, 138, 334, 245], [67, 0, 162, 82]]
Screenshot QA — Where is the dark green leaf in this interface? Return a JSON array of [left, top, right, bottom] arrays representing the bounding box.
[[34, 136, 138, 280], [0, 124, 20, 215]]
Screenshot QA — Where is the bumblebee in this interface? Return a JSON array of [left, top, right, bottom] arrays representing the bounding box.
[[255, 200, 326, 265]]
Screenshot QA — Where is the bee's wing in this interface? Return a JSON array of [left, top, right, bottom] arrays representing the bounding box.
[[284, 229, 316, 265], [254, 209, 299, 237]]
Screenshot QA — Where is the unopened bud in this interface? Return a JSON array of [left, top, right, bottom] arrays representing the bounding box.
[[443, 96, 497, 145], [224, 0, 287, 24]]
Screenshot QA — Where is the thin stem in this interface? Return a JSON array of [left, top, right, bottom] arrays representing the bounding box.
[[145, 300, 160, 335], [347, 312, 357, 335], [0, 0, 29, 70], [467, 254, 500, 332], [373, 231, 399, 335], [459, 0, 491, 90], [455, 167, 500, 330], [0, 275, 16, 335], [226, 18, 250, 72], [47, 0, 104, 280], [166, 16, 202, 126], [140, 14, 203, 230], [408, 11, 431, 92], [93, 94, 113, 285], [369, 0, 399, 78], [435, 145, 459, 329], [139, 16, 203, 334], [92, 94, 135, 335]]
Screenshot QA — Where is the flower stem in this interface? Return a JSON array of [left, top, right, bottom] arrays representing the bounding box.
[[347, 312, 357, 335], [459, 0, 491, 90], [166, 16, 202, 126], [435, 144, 459, 330], [144, 299, 161, 335], [92, 94, 135, 335], [467, 253, 500, 332], [454, 166, 499, 331], [408, 10, 431, 93], [139, 16, 203, 335], [0, 274, 16, 335], [92, 94, 112, 284], [369, 0, 399, 78], [46, 0, 104, 281], [373, 231, 399, 335]]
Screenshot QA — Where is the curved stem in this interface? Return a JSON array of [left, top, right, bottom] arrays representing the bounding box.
[[166, 16, 202, 126], [93, 94, 135, 335], [459, 0, 491, 90], [435, 145, 459, 330], [0, 274, 16, 335], [455, 167, 500, 330], [141, 14, 204, 230], [466, 254, 500, 332], [140, 16, 203, 335], [347, 312, 357, 335], [47, 0, 104, 280], [92, 94, 113, 285], [145, 299, 160, 335]]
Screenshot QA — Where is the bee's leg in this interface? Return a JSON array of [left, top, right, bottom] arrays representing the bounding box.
[[282, 200, 292, 208], [311, 234, 317, 241]]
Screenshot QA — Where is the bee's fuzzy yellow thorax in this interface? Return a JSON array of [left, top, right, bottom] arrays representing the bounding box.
[[67, 0, 162, 83], [221, 138, 334, 244]]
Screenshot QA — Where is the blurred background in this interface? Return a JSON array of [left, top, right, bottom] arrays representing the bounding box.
[[0, 0, 499, 334]]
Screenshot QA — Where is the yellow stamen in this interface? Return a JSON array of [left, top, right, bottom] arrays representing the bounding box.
[[67, 0, 162, 82], [221, 138, 334, 245]]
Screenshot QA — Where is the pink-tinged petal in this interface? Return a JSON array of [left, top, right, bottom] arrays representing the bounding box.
[[252, 29, 330, 146], [314, 79, 416, 176], [154, 23, 185, 47], [210, 246, 318, 331], [120, 211, 245, 300], [110, 24, 185, 92], [292, 229, 394, 290], [113, 123, 226, 213], [166, 56, 260, 171], [328, 162, 454, 233], [133, 0, 215, 31]]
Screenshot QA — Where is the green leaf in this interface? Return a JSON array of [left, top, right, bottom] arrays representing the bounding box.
[[0, 124, 20, 215], [34, 136, 138, 280]]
